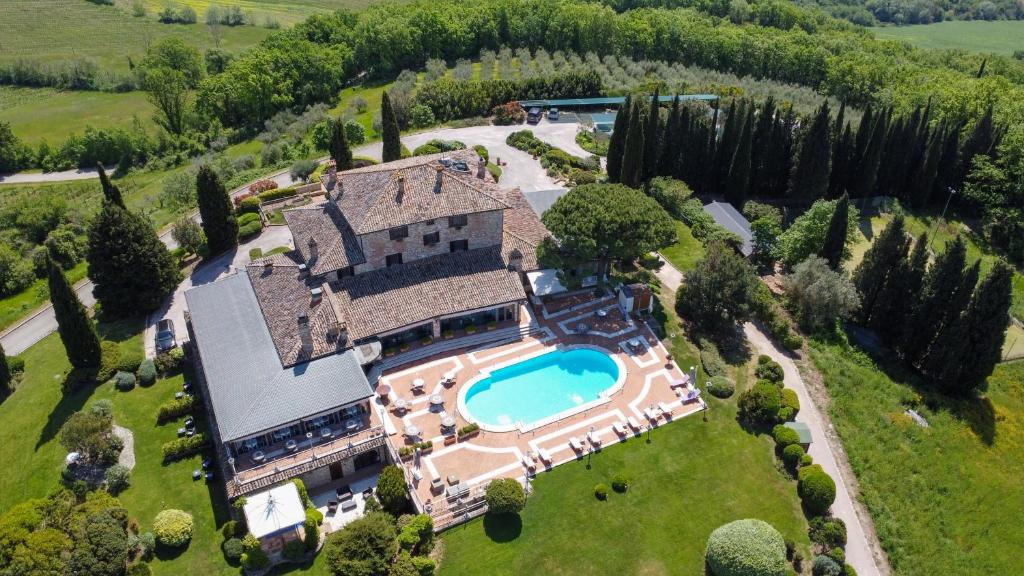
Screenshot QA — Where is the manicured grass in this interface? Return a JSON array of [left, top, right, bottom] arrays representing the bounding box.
[[660, 220, 706, 273], [137, 0, 382, 26], [0, 87, 153, 144], [847, 211, 1024, 322], [330, 81, 390, 138], [439, 295, 810, 575], [872, 21, 1024, 56], [0, 261, 86, 332], [0, 320, 237, 575], [0, 1, 271, 73], [808, 339, 1024, 575]]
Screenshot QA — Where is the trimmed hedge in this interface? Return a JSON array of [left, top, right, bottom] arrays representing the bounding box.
[[707, 376, 735, 399], [737, 382, 782, 425], [473, 144, 489, 162], [781, 444, 805, 468], [705, 519, 787, 576], [162, 434, 209, 462], [137, 359, 157, 386], [257, 186, 298, 202], [798, 465, 837, 516], [237, 197, 261, 214], [778, 388, 800, 421], [699, 339, 727, 377], [808, 516, 847, 549], [755, 359, 785, 383], [157, 395, 197, 423], [772, 424, 801, 448], [153, 509, 193, 547]]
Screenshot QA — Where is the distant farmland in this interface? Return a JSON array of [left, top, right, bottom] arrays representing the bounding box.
[[872, 21, 1024, 55]]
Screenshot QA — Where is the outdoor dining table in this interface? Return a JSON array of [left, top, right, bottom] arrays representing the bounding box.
[[412, 378, 425, 391], [429, 394, 444, 406], [441, 415, 456, 428], [405, 425, 421, 438]]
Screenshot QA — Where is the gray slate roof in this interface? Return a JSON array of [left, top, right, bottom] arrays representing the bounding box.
[[523, 188, 568, 217], [703, 201, 754, 256], [185, 273, 373, 442]]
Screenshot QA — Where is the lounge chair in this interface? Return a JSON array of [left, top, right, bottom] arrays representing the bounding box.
[[658, 402, 673, 417], [627, 416, 643, 431], [569, 437, 584, 452], [327, 501, 338, 515], [669, 376, 690, 388], [643, 406, 660, 421], [587, 430, 602, 447], [612, 421, 628, 436], [537, 448, 553, 464], [522, 455, 536, 470]]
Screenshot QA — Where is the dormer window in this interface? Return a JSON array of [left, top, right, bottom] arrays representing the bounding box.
[[448, 215, 468, 229], [389, 226, 409, 241]]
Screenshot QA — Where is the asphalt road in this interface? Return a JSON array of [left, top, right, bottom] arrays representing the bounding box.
[[0, 120, 579, 357]]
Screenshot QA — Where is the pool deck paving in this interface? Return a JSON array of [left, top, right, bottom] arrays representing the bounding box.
[[374, 296, 705, 524]]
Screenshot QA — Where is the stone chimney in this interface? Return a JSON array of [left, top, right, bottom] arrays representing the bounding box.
[[310, 286, 323, 305], [326, 159, 337, 188], [263, 259, 273, 273], [508, 248, 523, 272], [476, 156, 487, 179], [434, 165, 444, 194], [297, 313, 313, 355], [307, 237, 319, 266], [394, 171, 405, 204]]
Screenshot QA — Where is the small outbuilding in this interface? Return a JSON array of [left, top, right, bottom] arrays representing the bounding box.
[[702, 201, 754, 257], [783, 421, 813, 450], [243, 482, 308, 554], [618, 283, 653, 315]]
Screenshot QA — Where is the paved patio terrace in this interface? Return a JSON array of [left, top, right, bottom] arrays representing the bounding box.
[[370, 296, 706, 526]]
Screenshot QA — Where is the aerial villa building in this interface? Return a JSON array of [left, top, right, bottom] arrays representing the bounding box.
[[184, 149, 550, 501]]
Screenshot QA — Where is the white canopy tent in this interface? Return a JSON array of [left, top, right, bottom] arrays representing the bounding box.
[[527, 269, 568, 297], [243, 482, 307, 539]]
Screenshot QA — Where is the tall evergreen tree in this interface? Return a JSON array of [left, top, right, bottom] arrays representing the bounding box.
[[932, 120, 962, 198], [789, 102, 831, 201], [381, 91, 402, 162], [674, 105, 693, 182], [715, 100, 741, 191], [849, 108, 887, 199], [643, 91, 662, 181], [703, 103, 721, 193], [97, 163, 125, 209], [724, 107, 753, 207], [48, 255, 101, 370], [87, 202, 181, 318], [872, 233, 927, 345], [750, 96, 776, 194], [620, 101, 646, 189], [958, 103, 997, 182], [909, 125, 944, 208], [820, 193, 850, 270], [828, 123, 853, 199], [853, 215, 910, 324], [606, 95, 632, 184], [899, 237, 969, 365], [658, 96, 681, 176], [329, 117, 353, 170], [919, 261, 984, 387], [0, 343, 11, 394], [196, 165, 238, 255]]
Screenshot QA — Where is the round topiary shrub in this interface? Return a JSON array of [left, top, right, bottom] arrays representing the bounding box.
[[105, 464, 131, 494], [800, 453, 814, 467], [594, 483, 609, 500], [222, 537, 244, 562], [611, 474, 630, 493], [114, 370, 136, 391], [812, 554, 842, 576], [153, 509, 193, 548], [809, 516, 847, 549], [772, 424, 801, 448], [137, 359, 157, 386], [704, 518, 787, 576], [737, 382, 782, 426], [126, 563, 152, 576], [781, 444, 805, 468], [844, 563, 858, 576], [485, 477, 526, 515], [798, 465, 837, 516], [755, 360, 785, 383], [778, 389, 800, 421], [707, 376, 735, 399]]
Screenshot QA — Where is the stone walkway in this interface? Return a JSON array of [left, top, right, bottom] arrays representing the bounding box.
[[113, 425, 136, 471]]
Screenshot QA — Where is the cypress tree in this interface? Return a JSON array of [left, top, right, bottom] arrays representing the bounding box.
[[820, 193, 850, 270], [750, 97, 776, 194], [715, 100, 741, 191], [872, 233, 928, 346], [724, 107, 753, 207], [381, 91, 402, 163], [643, 91, 661, 181], [329, 117, 353, 170], [48, 255, 101, 370], [87, 202, 181, 318], [0, 343, 11, 394], [920, 261, 984, 388], [658, 95, 681, 176], [909, 125, 944, 208], [876, 114, 907, 198], [932, 120, 962, 199], [853, 215, 910, 324], [606, 95, 632, 184], [674, 105, 693, 182], [828, 123, 853, 199], [849, 104, 874, 177], [899, 236, 968, 365], [97, 163, 125, 209], [703, 103, 721, 193], [196, 165, 238, 255], [789, 102, 831, 201], [849, 108, 887, 199], [620, 101, 646, 189], [944, 261, 1013, 391], [958, 103, 997, 182]]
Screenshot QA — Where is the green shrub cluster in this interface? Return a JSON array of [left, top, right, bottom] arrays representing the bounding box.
[[396, 514, 434, 554], [156, 395, 197, 423], [154, 347, 185, 375], [756, 357, 785, 383], [237, 212, 262, 239], [240, 533, 269, 570], [257, 186, 298, 202], [136, 359, 156, 386], [222, 537, 243, 562], [153, 509, 193, 548], [114, 370, 136, 391], [97, 341, 122, 382], [798, 465, 837, 516], [707, 376, 736, 399], [778, 388, 800, 421], [485, 478, 526, 515], [704, 519, 787, 576], [781, 444, 805, 469], [699, 338, 728, 377], [808, 517, 847, 549], [737, 382, 781, 426], [282, 539, 306, 560], [161, 434, 209, 463], [812, 555, 842, 576], [237, 197, 261, 214], [772, 424, 801, 448]]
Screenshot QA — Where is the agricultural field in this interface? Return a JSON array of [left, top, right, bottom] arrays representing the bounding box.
[[808, 341, 1024, 575], [0, 86, 152, 144], [872, 21, 1024, 55], [132, 0, 382, 26]]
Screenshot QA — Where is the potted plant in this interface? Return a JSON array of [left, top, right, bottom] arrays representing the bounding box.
[[384, 347, 397, 357], [465, 324, 478, 335], [399, 342, 411, 352], [421, 336, 433, 346], [443, 434, 457, 446], [457, 423, 480, 440], [442, 329, 454, 340], [398, 446, 414, 460], [418, 441, 434, 454], [486, 320, 497, 331]]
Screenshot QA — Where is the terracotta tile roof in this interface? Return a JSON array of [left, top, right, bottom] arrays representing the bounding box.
[[332, 150, 509, 235], [282, 202, 365, 277], [246, 257, 348, 367], [334, 246, 526, 342], [491, 186, 550, 272]]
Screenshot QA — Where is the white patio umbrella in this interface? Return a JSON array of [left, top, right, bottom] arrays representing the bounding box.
[[430, 394, 444, 406], [405, 424, 421, 438], [375, 383, 392, 397]]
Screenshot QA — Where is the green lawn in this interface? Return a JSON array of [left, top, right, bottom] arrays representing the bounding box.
[[872, 21, 1024, 56], [0, 87, 153, 144], [136, 0, 382, 27], [438, 295, 811, 575], [660, 221, 706, 273], [0, 262, 86, 332], [808, 339, 1024, 575], [0, 320, 238, 575]]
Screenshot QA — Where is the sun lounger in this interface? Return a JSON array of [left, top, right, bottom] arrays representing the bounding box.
[[537, 448, 552, 464], [627, 416, 643, 431], [613, 421, 628, 436], [522, 455, 536, 470], [587, 430, 602, 446], [669, 376, 690, 388], [658, 402, 673, 416], [569, 437, 584, 452], [644, 406, 660, 420]]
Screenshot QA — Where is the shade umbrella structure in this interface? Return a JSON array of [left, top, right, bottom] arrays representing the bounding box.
[[430, 394, 444, 406], [243, 483, 307, 539], [405, 424, 421, 438], [441, 415, 457, 428], [412, 378, 425, 389], [375, 383, 392, 397]]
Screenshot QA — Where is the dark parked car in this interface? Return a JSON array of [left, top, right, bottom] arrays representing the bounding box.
[[155, 319, 177, 352], [527, 107, 542, 124]]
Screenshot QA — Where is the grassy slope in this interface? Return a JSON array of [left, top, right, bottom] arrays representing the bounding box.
[[0, 322, 236, 575], [439, 296, 810, 575], [0, 87, 153, 144], [872, 21, 1024, 56], [809, 340, 1024, 575], [659, 221, 706, 274]]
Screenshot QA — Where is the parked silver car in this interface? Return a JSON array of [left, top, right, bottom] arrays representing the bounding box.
[[155, 319, 177, 352]]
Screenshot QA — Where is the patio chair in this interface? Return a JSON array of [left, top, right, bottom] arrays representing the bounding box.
[[627, 416, 643, 431], [613, 421, 628, 436], [537, 448, 553, 464], [569, 437, 584, 452], [587, 430, 602, 447], [522, 455, 536, 470], [643, 406, 660, 421], [327, 501, 338, 515], [658, 402, 673, 417]]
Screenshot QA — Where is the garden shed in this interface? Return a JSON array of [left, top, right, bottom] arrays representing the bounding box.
[[783, 421, 813, 449]]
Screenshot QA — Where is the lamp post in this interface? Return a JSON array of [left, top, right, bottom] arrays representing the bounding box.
[[929, 187, 957, 250], [306, 431, 314, 459]]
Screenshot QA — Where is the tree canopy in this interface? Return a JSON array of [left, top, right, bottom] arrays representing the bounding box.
[[196, 165, 238, 255], [677, 241, 759, 338], [48, 255, 101, 370]]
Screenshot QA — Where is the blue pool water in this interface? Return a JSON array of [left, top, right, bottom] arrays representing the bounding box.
[[464, 348, 619, 428]]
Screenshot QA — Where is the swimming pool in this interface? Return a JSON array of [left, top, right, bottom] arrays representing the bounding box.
[[461, 347, 623, 431]]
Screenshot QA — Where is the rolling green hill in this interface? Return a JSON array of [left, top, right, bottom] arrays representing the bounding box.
[[872, 21, 1024, 55]]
